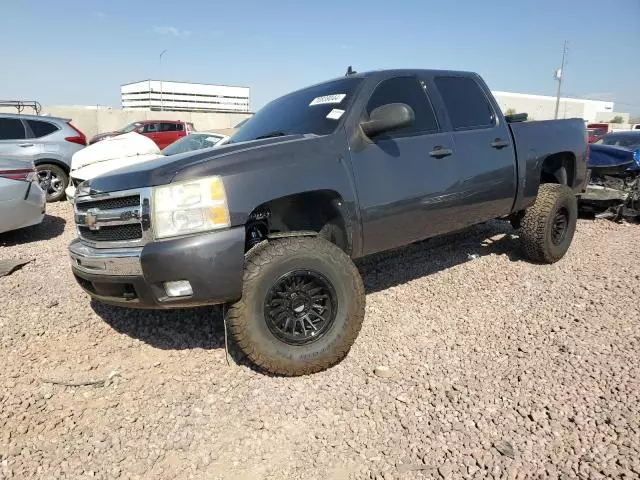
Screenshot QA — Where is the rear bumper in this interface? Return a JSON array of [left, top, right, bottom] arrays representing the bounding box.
[[69, 227, 245, 309], [0, 182, 46, 234]]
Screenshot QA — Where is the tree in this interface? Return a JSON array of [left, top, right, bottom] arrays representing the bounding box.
[[505, 108, 517, 116], [609, 116, 624, 124]]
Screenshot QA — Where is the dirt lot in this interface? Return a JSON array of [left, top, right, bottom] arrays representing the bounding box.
[[1, 202, 639, 480]]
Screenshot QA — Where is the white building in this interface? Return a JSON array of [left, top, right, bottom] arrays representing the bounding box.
[[121, 80, 250, 113], [492, 91, 615, 122]]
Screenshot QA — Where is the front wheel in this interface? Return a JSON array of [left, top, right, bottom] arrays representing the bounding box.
[[519, 183, 578, 263], [226, 236, 365, 376], [36, 164, 68, 202]]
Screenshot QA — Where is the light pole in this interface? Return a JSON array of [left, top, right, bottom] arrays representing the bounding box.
[[159, 49, 168, 112], [554, 41, 568, 120]]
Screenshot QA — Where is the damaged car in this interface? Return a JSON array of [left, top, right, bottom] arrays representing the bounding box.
[[581, 142, 640, 221]]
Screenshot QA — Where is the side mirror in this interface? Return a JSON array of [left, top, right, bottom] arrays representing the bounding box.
[[361, 103, 414, 137]]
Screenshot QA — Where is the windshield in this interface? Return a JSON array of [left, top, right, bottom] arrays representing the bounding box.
[[119, 122, 142, 133], [162, 133, 223, 156], [230, 77, 363, 143], [597, 134, 640, 149]]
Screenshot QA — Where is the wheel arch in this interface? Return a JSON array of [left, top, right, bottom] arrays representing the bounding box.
[[244, 189, 352, 255], [34, 158, 70, 174], [539, 151, 576, 187]]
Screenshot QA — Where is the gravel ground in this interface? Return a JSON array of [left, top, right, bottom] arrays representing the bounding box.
[[1, 202, 639, 480]]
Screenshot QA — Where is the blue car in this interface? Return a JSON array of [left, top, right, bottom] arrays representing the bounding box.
[[582, 139, 640, 220]]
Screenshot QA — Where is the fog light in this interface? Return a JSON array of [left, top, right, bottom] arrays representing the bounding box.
[[164, 280, 193, 297]]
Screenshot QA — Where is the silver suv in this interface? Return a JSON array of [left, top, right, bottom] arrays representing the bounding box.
[[0, 113, 87, 202]]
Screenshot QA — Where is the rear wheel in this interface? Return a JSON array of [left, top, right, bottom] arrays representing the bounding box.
[[226, 236, 365, 376], [519, 183, 577, 263], [36, 163, 68, 202]]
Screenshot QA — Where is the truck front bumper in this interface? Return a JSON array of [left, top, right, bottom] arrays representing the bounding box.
[[69, 227, 245, 309]]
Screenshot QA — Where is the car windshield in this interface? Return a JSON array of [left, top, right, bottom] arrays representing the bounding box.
[[230, 77, 363, 143], [162, 133, 223, 156], [119, 122, 142, 133], [597, 134, 640, 149]]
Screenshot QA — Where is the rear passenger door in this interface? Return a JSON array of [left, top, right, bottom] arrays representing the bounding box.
[[157, 122, 181, 148], [349, 76, 461, 255], [25, 119, 60, 157], [0, 117, 38, 162], [431, 75, 517, 226]]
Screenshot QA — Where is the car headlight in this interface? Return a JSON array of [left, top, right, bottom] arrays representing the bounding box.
[[152, 176, 230, 239], [633, 148, 640, 167]]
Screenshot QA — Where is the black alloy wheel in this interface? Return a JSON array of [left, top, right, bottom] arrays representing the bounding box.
[[264, 270, 337, 345], [551, 207, 569, 245]]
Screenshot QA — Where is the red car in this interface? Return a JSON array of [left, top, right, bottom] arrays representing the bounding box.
[[89, 120, 195, 149], [587, 128, 605, 143]]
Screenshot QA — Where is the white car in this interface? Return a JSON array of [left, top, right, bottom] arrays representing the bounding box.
[[65, 131, 228, 202], [0, 157, 46, 234]]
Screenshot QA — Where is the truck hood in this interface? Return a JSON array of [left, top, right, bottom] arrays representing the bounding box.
[[83, 134, 314, 194]]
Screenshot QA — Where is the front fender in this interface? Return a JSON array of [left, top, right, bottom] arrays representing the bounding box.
[[219, 133, 362, 257]]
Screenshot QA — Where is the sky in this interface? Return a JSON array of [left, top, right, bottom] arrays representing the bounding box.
[[1, 0, 639, 116]]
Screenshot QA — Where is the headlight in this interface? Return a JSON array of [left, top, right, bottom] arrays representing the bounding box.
[[633, 148, 640, 167], [152, 176, 230, 239]]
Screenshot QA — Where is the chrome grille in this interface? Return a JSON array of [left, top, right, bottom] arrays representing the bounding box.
[[76, 195, 140, 212], [74, 188, 153, 249], [78, 224, 143, 242]]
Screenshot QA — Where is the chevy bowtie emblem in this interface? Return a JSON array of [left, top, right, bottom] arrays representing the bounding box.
[[85, 209, 99, 230]]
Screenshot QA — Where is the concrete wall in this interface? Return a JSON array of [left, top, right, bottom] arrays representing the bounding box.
[[0, 105, 253, 140]]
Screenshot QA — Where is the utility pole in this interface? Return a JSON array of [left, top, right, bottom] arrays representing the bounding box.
[[554, 41, 568, 119], [159, 49, 168, 112]]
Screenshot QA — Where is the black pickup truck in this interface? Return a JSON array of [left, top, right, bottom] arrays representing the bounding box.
[[69, 69, 588, 375]]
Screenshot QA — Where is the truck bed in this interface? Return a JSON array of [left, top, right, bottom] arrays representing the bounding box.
[[508, 118, 589, 212]]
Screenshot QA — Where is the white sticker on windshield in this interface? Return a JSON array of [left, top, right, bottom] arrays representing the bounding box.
[[310, 94, 346, 106], [326, 108, 345, 120], [206, 136, 221, 143]]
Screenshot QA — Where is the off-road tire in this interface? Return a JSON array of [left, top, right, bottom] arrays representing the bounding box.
[[519, 183, 577, 263], [226, 236, 365, 376]]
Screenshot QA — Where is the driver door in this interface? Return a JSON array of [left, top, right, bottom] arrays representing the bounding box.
[[349, 76, 461, 255]]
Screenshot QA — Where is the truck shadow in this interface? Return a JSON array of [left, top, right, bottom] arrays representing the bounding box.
[[357, 220, 522, 294], [93, 220, 521, 355], [92, 301, 226, 350], [0, 214, 67, 247]]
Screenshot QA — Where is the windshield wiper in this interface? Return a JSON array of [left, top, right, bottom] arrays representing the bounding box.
[[255, 131, 287, 140]]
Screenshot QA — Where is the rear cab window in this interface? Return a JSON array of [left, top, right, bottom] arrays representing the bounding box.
[[27, 120, 59, 138], [434, 76, 496, 130], [0, 118, 27, 140], [366, 76, 439, 137]]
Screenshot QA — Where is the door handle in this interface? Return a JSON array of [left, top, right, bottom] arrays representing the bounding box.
[[19, 143, 35, 148], [491, 139, 510, 149], [429, 146, 453, 159]]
